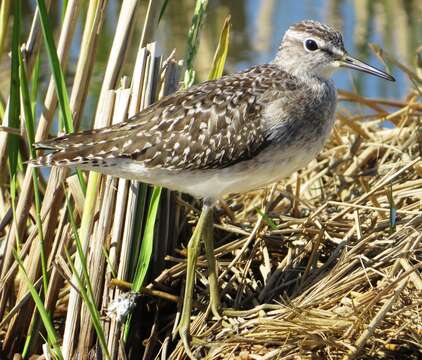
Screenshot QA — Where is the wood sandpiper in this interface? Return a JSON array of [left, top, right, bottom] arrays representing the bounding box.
[[32, 20, 394, 358]]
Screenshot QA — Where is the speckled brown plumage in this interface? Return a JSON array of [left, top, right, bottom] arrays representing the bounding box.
[[34, 64, 300, 170]]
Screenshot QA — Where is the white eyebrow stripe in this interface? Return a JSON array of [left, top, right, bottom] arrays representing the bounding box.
[[286, 31, 324, 48], [285, 30, 306, 41]]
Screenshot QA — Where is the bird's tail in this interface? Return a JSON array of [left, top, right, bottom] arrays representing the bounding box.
[[30, 133, 114, 168]]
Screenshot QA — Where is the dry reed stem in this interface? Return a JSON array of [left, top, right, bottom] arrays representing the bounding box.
[[62, 0, 140, 355]]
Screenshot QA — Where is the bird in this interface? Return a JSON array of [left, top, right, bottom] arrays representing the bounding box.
[[31, 20, 394, 359]]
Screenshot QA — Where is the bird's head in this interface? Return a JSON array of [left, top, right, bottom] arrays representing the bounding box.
[[273, 20, 395, 82]]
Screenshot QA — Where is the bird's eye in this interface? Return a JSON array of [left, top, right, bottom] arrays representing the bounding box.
[[304, 39, 319, 51]]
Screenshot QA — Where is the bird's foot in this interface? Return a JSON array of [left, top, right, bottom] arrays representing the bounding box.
[[178, 316, 197, 360]]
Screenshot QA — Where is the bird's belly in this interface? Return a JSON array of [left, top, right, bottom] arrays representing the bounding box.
[[163, 138, 326, 199]]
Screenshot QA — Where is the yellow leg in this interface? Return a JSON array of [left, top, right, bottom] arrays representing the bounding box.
[[202, 206, 221, 319], [178, 202, 213, 360]]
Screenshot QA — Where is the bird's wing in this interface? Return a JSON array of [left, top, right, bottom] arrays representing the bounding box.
[[33, 65, 299, 170]]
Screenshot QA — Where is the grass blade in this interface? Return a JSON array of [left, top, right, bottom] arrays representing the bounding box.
[[19, 48, 49, 298], [158, 0, 170, 24], [123, 186, 162, 340], [255, 207, 278, 230], [35, 0, 73, 133], [7, 0, 21, 193], [13, 249, 63, 360], [208, 14, 231, 80], [132, 187, 162, 292], [35, 0, 86, 192], [183, 0, 208, 87]]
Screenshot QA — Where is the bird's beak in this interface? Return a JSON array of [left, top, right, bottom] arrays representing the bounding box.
[[339, 54, 395, 81]]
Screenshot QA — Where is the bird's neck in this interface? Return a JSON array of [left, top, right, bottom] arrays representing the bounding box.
[[272, 63, 329, 90], [272, 52, 337, 83]]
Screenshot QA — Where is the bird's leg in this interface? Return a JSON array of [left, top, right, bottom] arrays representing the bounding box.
[[202, 204, 221, 319], [178, 202, 213, 359]]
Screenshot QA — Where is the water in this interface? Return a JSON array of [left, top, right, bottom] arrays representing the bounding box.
[[17, 0, 422, 128], [155, 0, 421, 100]]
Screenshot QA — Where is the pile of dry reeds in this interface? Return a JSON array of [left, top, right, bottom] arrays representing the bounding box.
[[150, 91, 422, 359]]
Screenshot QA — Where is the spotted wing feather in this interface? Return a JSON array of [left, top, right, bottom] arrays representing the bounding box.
[[32, 64, 299, 170]]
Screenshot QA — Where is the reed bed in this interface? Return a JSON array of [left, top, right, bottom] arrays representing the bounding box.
[[154, 90, 422, 359], [0, 1, 421, 359]]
